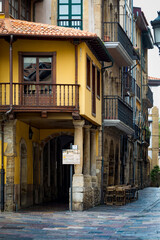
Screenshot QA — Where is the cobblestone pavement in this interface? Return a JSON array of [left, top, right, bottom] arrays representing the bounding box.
[[0, 187, 160, 240]]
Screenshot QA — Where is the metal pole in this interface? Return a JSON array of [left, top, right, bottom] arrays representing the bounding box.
[[69, 143, 73, 212], [1, 122, 4, 211], [70, 164, 73, 212]]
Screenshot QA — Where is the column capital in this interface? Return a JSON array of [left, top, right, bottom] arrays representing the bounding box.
[[84, 125, 92, 130], [90, 128, 97, 134], [73, 120, 85, 128]]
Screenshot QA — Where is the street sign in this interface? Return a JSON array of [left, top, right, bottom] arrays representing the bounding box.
[[62, 149, 80, 165]]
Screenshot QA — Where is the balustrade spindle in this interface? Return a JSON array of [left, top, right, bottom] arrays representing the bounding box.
[[4, 84, 6, 105], [68, 85, 69, 106]]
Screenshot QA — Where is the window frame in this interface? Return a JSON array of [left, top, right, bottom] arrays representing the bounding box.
[[86, 55, 91, 90], [96, 68, 100, 99], [57, 0, 83, 29], [92, 63, 96, 116], [8, 0, 31, 20], [19, 52, 56, 84]]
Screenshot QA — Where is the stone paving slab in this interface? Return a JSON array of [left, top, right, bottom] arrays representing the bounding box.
[[0, 188, 160, 239]]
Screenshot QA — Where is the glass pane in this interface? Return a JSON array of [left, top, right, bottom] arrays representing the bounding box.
[[39, 58, 52, 82], [60, 5, 68, 14], [0, 2, 2, 12], [72, 5, 81, 15], [72, 0, 81, 3], [39, 57, 52, 64], [23, 57, 36, 82], [39, 70, 51, 82], [59, 0, 69, 3]]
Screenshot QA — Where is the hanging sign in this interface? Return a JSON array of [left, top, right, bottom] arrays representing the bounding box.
[[62, 149, 80, 165]]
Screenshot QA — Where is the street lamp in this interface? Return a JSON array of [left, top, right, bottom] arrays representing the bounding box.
[[151, 11, 160, 54]]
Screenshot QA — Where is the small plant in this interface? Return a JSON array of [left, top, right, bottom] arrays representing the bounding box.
[[150, 165, 160, 187]]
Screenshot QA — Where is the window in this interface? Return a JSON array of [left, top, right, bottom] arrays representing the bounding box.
[[86, 56, 91, 89], [92, 64, 96, 115], [97, 69, 100, 99], [136, 84, 140, 100], [57, 0, 83, 29], [20, 52, 56, 95], [20, 0, 31, 21], [0, 0, 3, 12], [9, 0, 31, 20], [9, 0, 18, 19]]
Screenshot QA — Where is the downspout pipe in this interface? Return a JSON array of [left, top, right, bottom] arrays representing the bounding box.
[[101, 61, 114, 204], [1, 34, 14, 211], [10, 35, 13, 110], [125, 0, 127, 33], [1, 122, 4, 211]]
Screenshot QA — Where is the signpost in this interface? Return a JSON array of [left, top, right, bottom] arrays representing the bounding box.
[[62, 145, 80, 211]]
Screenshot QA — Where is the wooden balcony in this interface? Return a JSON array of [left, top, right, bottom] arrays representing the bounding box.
[[0, 83, 79, 112]]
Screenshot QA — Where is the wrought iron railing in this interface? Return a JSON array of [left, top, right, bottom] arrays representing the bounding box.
[[103, 22, 134, 59], [57, 19, 82, 30], [123, 72, 135, 96], [0, 83, 79, 111], [103, 95, 133, 129], [146, 86, 153, 106]]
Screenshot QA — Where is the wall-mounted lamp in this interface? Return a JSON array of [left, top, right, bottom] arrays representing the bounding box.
[[151, 11, 160, 54], [29, 126, 33, 140]]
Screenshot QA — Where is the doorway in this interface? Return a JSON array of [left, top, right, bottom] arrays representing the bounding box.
[[43, 135, 74, 205]]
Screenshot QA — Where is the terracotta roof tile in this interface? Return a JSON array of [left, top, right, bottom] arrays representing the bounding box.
[[0, 18, 97, 38], [148, 76, 160, 80]]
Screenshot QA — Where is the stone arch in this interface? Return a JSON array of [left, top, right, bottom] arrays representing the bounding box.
[[42, 132, 74, 203], [20, 138, 27, 207], [40, 131, 74, 149]]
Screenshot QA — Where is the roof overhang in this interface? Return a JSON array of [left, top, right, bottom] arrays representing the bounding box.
[[104, 42, 133, 66], [103, 119, 134, 135]]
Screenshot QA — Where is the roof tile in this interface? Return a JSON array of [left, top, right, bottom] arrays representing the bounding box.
[[0, 18, 97, 38]]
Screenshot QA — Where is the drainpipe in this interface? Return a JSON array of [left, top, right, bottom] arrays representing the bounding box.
[[101, 61, 114, 204], [10, 35, 13, 110], [140, 33, 143, 188], [0, 35, 14, 211], [125, 0, 127, 33], [1, 122, 4, 211]]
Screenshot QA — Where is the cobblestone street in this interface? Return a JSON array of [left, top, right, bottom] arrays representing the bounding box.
[[0, 187, 160, 240]]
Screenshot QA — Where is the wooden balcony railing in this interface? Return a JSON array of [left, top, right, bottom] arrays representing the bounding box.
[[57, 19, 82, 30], [0, 83, 79, 112], [104, 95, 133, 129]]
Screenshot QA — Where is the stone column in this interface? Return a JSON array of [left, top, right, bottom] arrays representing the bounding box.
[[90, 128, 98, 188], [83, 125, 91, 175], [91, 128, 97, 177], [72, 120, 85, 211], [4, 120, 17, 211], [73, 120, 85, 174]]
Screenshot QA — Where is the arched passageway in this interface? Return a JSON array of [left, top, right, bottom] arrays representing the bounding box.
[[43, 135, 74, 205]]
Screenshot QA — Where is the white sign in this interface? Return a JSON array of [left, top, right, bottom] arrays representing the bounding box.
[[72, 145, 78, 150], [63, 149, 80, 165]]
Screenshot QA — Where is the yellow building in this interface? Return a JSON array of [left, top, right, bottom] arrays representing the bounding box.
[[0, 18, 112, 211]]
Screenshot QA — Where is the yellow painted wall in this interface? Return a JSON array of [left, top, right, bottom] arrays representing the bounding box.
[[78, 42, 102, 125], [15, 120, 39, 184], [0, 38, 102, 125]]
